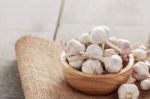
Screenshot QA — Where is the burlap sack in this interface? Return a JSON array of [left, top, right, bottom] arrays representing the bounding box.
[[15, 36, 150, 99]]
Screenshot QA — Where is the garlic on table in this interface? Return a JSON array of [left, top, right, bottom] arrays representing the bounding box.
[[132, 48, 147, 61], [85, 44, 103, 59], [102, 54, 123, 73], [67, 55, 85, 69], [89, 26, 123, 54], [81, 59, 103, 74], [104, 48, 118, 57], [78, 33, 91, 46], [109, 36, 119, 44], [118, 84, 139, 99], [65, 39, 86, 56], [132, 62, 150, 81], [101, 25, 110, 34]]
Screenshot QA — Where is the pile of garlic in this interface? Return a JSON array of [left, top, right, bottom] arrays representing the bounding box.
[[118, 45, 150, 99], [64, 25, 131, 75]]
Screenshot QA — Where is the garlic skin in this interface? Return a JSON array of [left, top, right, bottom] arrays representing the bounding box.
[[117, 39, 131, 53], [118, 84, 139, 99], [67, 55, 84, 69], [79, 33, 91, 45], [101, 25, 110, 34], [104, 48, 118, 57], [132, 49, 147, 61], [103, 54, 123, 73], [132, 62, 150, 81], [82, 59, 103, 74], [89, 26, 108, 44], [138, 45, 147, 51], [85, 44, 103, 59], [65, 39, 86, 56], [109, 36, 119, 45], [140, 79, 150, 90]]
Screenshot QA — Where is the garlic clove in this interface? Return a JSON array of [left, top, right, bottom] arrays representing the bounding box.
[[118, 84, 139, 99], [79, 33, 91, 45], [132, 49, 147, 61], [89, 26, 108, 44], [132, 62, 150, 81], [65, 39, 86, 56], [104, 48, 118, 57], [85, 44, 103, 59], [140, 79, 150, 90], [81, 59, 103, 74], [67, 55, 84, 69], [103, 54, 123, 73]]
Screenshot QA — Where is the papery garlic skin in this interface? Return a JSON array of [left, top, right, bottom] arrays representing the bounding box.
[[79, 33, 91, 45], [109, 37, 119, 45], [86, 44, 103, 59], [67, 55, 84, 69], [65, 39, 86, 56], [89, 26, 108, 44], [133, 62, 149, 81], [104, 48, 118, 57], [82, 59, 103, 74], [103, 54, 123, 73], [132, 49, 147, 61], [138, 45, 147, 51], [118, 84, 139, 99], [140, 79, 150, 90], [117, 39, 131, 53], [101, 25, 110, 34]]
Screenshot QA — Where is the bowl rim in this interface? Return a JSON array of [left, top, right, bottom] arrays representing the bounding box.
[[61, 51, 134, 77]]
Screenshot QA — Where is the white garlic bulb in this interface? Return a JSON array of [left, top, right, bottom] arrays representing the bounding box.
[[102, 54, 123, 73], [133, 62, 150, 81], [82, 59, 103, 74], [117, 39, 131, 53], [85, 44, 103, 59], [65, 39, 86, 56], [67, 55, 84, 69], [89, 26, 108, 44], [140, 79, 150, 90], [79, 33, 91, 45], [132, 49, 147, 61], [118, 84, 139, 99], [104, 48, 118, 57]]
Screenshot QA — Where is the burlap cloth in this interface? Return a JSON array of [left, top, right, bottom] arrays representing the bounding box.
[[15, 36, 150, 99]]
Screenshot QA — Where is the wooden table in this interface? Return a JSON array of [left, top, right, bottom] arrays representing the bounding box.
[[0, 0, 150, 98]]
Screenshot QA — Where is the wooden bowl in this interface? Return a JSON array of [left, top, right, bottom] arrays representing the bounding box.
[[61, 52, 134, 95]]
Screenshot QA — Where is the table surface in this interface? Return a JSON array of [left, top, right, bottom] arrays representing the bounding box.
[[0, 0, 150, 98]]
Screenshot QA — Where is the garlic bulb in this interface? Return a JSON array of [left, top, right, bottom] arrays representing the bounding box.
[[132, 49, 147, 61], [140, 79, 150, 90], [79, 33, 91, 45], [89, 26, 108, 44], [82, 59, 103, 74], [118, 84, 139, 99], [102, 54, 123, 73], [67, 55, 84, 69], [65, 39, 86, 56], [89, 26, 123, 54], [85, 44, 103, 59], [104, 48, 118, 57], [132, 62, 150, 81], [117, 39, 131, 53]]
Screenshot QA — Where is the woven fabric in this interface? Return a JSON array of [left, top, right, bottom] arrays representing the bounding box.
[[15, 36, 150, 99]]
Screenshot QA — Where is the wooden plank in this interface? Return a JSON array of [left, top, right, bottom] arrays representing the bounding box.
[[56, 0, 150, 44], [0, 0, 62, 98]]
